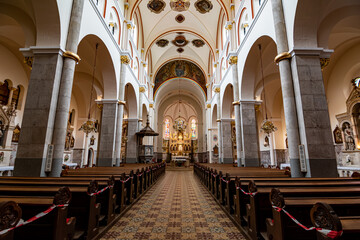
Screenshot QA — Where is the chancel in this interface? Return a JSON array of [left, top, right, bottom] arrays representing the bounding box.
[[0, 0, 360, 239]]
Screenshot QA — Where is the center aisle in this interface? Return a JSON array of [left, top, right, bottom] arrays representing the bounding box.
[[101, 170, 246, 240]]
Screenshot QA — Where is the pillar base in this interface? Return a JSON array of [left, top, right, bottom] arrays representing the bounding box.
[[223, 158, 233, 164], [290, 158, 304, 178], [306, 158, 338, 178], [14, 158, 46, 177], [115, 158, 121, 167], [97, 158, 113, 167], [244, 158, 260, 167], [126, 157, 137, 163]]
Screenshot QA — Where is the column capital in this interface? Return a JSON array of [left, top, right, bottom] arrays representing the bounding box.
[[63, 51, 81, 63], [225, 21, 233, 30], [239, 99, 262, 105], [227, 52, 238, 65], [20, 46, 65, 56], [95, 99, 119, 104], [120, 51, 132, 64], [289, 48, 333, 58], [274, 52, 292, 64]]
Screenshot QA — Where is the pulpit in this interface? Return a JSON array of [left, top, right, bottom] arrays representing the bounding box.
[[136, 117, 159, 163]]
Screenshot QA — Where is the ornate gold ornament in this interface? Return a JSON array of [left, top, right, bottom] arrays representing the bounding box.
[[118, 100, 126, 105], [232, 101, 240, 106], [149, 104, 154, 108], [229, 56, 238, 65], [139, 87, 146, 93], [216, 119, 221, 122], [63, 51, 81, 63], [24, 56, 33, 69], [97, 103, 103, 110], [121, 55, 130, 64], [170, 0, 190, 12], [127, 23, 133, 29], [260, 120, 277, 135], [320, 58, 330, 70], [225, 24, 233, 30], [214, 87, 220, 93], [274, 52, 291, 64], [207, 104, 211, 108]]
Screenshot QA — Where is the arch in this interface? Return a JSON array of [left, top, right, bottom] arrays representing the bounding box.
[[77, 34, 118, 99], [32, 0, 61, 46], [110, 6, 121, 45], [240, 35, 277, 99], [124, 83, 138, 119], [237, 8, 247, 46], [141, 103, 148, 127], [212, 104, 218, 128], [221, 84, 234, 119], [0, 3, 37, 47]]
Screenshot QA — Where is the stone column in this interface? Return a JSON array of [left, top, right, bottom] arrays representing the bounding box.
[[270, 0, 302, 177], [215, 89, 223, 163], [291, 50, 337, 177], [49, 0, 85, 177], [126, 118, 138, 163], [240, 101, 260, 167], [14, 48, 64, 177], [97, 100, 118, 166], [114, 55, 130, 166], [229, 55, 242, 167], [221, 119, 233, 163], [6, 88, 16, 106]]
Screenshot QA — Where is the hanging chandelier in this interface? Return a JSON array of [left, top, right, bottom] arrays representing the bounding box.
[[170, 0, 190, 12], [79, 43, 99, 136], [258, 44, 277, 135]]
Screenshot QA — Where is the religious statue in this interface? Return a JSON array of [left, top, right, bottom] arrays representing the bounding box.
[[342, 122, 355, 150]]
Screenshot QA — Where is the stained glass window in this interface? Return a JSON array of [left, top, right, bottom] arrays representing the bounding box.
[[164, 119, 170, 139], [191, 119, 196, 138]]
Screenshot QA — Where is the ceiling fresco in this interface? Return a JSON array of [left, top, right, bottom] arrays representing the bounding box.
[[154, 60, 207, 96]]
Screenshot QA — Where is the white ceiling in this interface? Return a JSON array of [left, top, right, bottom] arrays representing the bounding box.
[[133, 0, 228, 77]]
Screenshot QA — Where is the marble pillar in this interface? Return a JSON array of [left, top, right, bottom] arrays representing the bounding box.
[[115, 57, 129, 166], [270, 0, 302, 177], [126, 118, 138, 163], [50, 0, 85, 176], [97, 100, 118, 166], [240, 101, 260, 167], [221, 119, 233, 164], [291, 51, 337, 177], [217, 93, 223, 163], [229, 55, 242, 167], [14, 49, 64, 177]]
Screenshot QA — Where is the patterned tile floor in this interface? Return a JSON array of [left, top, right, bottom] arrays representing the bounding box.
[[101, 171, 246, 240]]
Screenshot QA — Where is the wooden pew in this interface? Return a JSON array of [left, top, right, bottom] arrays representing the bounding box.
[[310, 202, 360, 240], [0, 177, 116, 227], [266, 188, 360, 240], [0, 187, 76, 240], [0, 184, 100, 240], [245, 182, 360, 240]]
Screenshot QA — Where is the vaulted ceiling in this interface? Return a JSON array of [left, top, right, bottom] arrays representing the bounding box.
[[129, 0, 231, 83]]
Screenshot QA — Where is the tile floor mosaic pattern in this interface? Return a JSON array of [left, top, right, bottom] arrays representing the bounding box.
[[101, 171, 246, 240]]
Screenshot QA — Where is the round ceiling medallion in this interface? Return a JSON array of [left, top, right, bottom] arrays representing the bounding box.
[[172, 35, 188, 47], [194, 0, 213, 14], [156, 39, 169, 47], [177, 48, 184, 53], [192, 39, 205, 47], [175, 14, 185, 23], [147, 0, 166, 14]]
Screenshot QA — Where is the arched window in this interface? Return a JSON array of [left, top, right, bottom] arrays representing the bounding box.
[[191, 119, 196, 138], [164, 119, 170, 139], [0, 80, 10, 105]]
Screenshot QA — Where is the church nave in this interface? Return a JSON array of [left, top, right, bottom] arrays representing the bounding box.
[[101, 170, 245, 240]]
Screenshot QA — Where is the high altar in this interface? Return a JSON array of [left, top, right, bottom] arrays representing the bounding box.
[[163, 119, 197, 162]]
